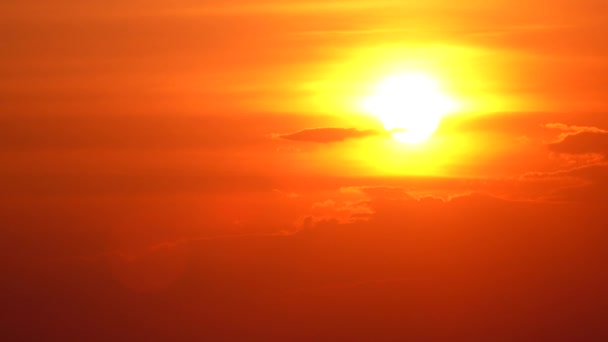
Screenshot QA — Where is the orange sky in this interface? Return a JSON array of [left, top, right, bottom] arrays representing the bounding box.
[[2, 1, 608, 340]]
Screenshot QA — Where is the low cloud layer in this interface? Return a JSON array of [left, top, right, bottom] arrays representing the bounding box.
[[5, 189, 608, 341]]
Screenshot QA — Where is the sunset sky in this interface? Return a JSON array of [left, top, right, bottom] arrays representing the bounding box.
[[3, 1, 608, 340]]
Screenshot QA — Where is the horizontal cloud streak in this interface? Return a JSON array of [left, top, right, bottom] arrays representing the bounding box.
[[274, 127, 383, 143]]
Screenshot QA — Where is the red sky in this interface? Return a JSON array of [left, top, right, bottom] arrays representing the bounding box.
[[2, 1, 608, 340]]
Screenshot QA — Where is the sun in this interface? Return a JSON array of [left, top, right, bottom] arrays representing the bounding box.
[[362, 72, 458, 144]]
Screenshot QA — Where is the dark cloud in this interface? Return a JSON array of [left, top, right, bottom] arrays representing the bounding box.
[[549, 130, 608, 156], [545, 123, 608, 156], [273, 127, 383, 143]]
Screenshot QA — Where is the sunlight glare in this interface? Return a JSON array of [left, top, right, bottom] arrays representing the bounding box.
[[363, 72, 458, 144]]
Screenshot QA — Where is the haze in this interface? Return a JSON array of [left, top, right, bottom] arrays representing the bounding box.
[[2, 1, 608, 340]]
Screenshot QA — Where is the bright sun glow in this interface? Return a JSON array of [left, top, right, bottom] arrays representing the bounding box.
[[363, 72, 458, 144]]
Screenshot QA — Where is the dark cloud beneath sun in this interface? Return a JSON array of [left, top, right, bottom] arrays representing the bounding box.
[[273, 127, 383, 143]]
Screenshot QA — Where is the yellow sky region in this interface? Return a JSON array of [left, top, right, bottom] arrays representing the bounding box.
[[277, 128, 479, 178], [280, 44, 510, 177], [302, 43, 515, 118], [345, 137, 468, 177]]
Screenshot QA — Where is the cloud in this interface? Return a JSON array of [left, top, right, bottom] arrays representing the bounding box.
[[7, 185, 608, 340], [521, 162, 608, 180], [273, 127, 383, 143], [549, 130, 608, 156], [521, 162, 608, 202], [545, 123, 606, 134]]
